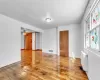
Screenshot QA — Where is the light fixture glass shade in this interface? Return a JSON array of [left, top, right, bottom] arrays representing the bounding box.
[[45, 18, 51, 22]]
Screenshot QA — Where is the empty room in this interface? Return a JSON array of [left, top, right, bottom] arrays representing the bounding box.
[[0, 0, 100, 80]]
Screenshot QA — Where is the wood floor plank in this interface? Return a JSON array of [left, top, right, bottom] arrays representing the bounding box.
[[0, 53, 88, 80]]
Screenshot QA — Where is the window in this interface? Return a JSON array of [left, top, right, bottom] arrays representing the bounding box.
[[85, 1, 100, 51], [90, 27, 99, 50], [91, 6, 100, 28]]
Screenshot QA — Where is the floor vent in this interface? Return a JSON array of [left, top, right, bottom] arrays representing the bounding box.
[[49, 50, 53, 52]]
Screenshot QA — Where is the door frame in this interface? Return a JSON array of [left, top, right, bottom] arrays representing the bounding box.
[[58, 30, 69, 57]]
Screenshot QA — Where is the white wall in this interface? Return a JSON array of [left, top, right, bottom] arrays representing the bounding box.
[[81, 0, 100, 80], [42, 28, 57, 54], [42, 24, 81, 58], [0, 14, 43, 68], [21, 32, 24, 49], [32, 33, 36, 50], [86, 49, 100, 80], [58, 24, 81, 58], [36, 32, 42, 49]]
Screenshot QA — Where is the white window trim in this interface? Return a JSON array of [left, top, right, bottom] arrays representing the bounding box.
[[85, 0, 100, 52]]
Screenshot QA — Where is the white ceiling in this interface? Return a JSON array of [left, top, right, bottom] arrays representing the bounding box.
[[0, 0, 88, 29]]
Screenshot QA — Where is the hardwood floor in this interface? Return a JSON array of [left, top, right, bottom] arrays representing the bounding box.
[[0, 54, 88, 80]]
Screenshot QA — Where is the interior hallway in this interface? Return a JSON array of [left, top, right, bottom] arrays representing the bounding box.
[[0, 53, 88, 80]]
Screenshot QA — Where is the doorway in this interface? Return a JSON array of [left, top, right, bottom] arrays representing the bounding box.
[[21, 28, 42, 67], [21, 32, 32, 67], [60, 30, 69, 57]]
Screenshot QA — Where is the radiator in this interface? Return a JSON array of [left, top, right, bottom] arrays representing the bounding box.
[[81, 51, 88, 72]]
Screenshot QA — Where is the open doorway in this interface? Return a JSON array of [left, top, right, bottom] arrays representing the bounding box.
[[60, 30, 69, 57], [21, 28, 42, 67], [21, 28, 33, 67]]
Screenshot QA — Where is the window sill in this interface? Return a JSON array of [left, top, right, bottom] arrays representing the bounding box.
[[84, 48, 100, 57]]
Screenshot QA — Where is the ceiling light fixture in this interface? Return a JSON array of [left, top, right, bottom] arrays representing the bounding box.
[[45, 18, 52, 22]]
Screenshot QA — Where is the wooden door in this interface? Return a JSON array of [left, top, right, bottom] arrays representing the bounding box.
[[60, 31, 69, 57], [25, 33, 32, 50]]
